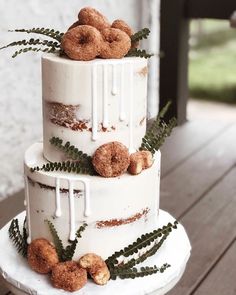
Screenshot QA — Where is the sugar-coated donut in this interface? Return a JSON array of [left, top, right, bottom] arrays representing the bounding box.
[[61, 25, 102, 61], [79, 253, 110, 285], [111, 19, 134, 37], [27, 238, 59, 274], [99, 28, 131, 59], [78, 7, 110, 31], [92, 141, 130, 177], [51, 261, 87, 292]]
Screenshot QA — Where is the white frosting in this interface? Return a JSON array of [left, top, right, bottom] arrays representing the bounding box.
[[42, 54, 148, 161], [55, 178, 61, 218], [24, 142, 160, 259], [0, 210, 191, 295], [24, 176, 31, 244]]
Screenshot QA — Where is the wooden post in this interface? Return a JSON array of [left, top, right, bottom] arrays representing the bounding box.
[[159, 0, 190, 124]]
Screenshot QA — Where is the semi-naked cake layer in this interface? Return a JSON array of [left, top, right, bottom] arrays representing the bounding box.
[[24, 143, 161, 259], [42, 54, 148, 162]]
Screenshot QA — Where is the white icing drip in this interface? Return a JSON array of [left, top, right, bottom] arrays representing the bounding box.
[[103, 64, 109, 128], [24, 176, 31, 244], [81, 179, 91, 217], [55, 178, 62, 217], [112, 64, 118, 95], [129, 63, 135, 153], [68, 180, 76, 241], [119, 63, 126, 121], [23, 200, 27, 207], [92, 65, 98, 141]]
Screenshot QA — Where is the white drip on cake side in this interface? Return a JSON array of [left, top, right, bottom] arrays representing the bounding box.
[[91, 61, 135, 151], [24, 176, 32, 244], [54, 177, 91, 241]]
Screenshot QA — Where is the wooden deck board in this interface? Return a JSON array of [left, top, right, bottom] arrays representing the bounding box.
[[166, 166, 236, 295], [193, 239, 236, 295], [161, 123, 236, 219]]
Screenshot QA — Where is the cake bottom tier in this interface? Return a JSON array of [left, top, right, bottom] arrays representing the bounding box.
[[24, 143, 161, 259]]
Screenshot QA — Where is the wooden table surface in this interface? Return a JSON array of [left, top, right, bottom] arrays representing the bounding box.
[[1, 119, 236, 295]]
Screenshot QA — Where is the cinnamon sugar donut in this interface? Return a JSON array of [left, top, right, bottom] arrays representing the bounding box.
[[111, 19, 134, 37], [27, 238, 59, 274], [51, 261, 87, 292], [78, 7, 110, 31], [61, 25, 102, 61], [92, 141, 130, 177], [100, 28, 131, 59]]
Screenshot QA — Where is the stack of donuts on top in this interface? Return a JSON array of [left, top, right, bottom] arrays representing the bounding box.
[[61, 7, 137, 61]]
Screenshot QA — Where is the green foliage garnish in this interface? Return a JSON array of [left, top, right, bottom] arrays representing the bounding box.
[[131, 28, 151, 43], [31, 137, 96, 175], [106, 221, 178, 270], [126, 48, 153, 59], [140, 102, 177, 154], [0, 28, 63, 58], [45, 220, 87, 262], [9, 28, 64, 42], [110, 263, 171, 280], [8, 217, 28, 257]]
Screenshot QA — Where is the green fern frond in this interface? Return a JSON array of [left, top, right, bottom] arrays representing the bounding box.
[[31, 158, 95, 176], [131, 28, 150, 43], [126, 48, 153, 59], [8, 218, 28, 257], [0, 38, 60, 51], [9, 28, 64, 42], [61, 223, 87, 262], [139, 102, 177, 154], [46, 220, 87, 262], [110, 263, 170, 280], [106, 221, 178, 269], [12, 46, 59, 58]]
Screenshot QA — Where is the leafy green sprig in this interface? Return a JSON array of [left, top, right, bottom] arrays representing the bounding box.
[[110, 263, 171, 280], [45, 220, 87, 262], [140, 102, 177, 154], [8, 217, 28, 257], [106, 221, 178, 270], [9, 28, 64, 42], [126, 48, 153, 59], [131, 28, 150, 43]]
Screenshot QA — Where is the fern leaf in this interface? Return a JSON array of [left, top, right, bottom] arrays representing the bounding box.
[[0, 38, 60, 51], [110, 263, 170, 280], [45, 220, 64, 261], [12, 46, 59, 58], [106, 221, 178, 269], [131, 28, 150, 43], [8, 218, 28, 257], [61, 223, 87, 262], [126, 48, 153, 59], [9, 28, 64, 42]]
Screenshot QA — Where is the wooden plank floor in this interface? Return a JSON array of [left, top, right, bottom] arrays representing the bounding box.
[[1, 119, 236, 294]]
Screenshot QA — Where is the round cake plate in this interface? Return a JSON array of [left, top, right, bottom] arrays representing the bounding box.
[[0, 210, 191, 295]]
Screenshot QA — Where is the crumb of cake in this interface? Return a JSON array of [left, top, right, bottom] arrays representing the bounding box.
[[78, 7, 110, 31], [129, 150, 153, 175], [51, 261, 87, 292], [27, 238, 59, 274], [92, 141, 130, 177], [138, 66, 148, 77], [61, 25, 103, 61], [99, 28, 131, 59], [96, 208, 150, 228], [79, 253, 110, 285]]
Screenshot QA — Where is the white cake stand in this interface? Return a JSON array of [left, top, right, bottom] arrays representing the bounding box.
[[0, 210, 191, 295]]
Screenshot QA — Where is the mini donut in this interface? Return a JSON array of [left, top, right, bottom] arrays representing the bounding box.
[[51, 261, 87, 292], [111, 19, 134, 37], [79, 253, 110, 285], [68, 20, 80, 31], [27, 238, 59, 274], [61, 25, 102, 61], [99, 28, 131, 59], [78, 7, 110, 31], [92, 141, 130, 177]]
